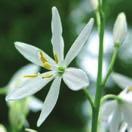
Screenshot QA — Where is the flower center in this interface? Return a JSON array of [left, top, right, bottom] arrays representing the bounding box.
[[57, 66, 65, 76]]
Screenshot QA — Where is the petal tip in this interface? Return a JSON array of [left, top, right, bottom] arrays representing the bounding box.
[[5, 96, 9, 101], [89, 18, 94, 25], [14, 41, 22, 46], [52, 6, 57, 12], [5, 95, 12, 101], [6, 93, 21, 101], [37, 120, 42, 127], [14, 41, 24, 49]]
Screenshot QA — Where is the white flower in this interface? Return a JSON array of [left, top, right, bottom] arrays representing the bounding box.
[[102, 86, 132, 132], [6, 64, 43, 112], [113, 12, 127, 45], [6, 7, 94, 126], [112, 72, 132, 89]]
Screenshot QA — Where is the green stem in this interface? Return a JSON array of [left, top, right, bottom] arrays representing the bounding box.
[[96, 11, 101, 32], [91, 0, 105, 131], [101, 94, 120, 104], [83, 89, 94, 108], [102, 47, 119, 87]]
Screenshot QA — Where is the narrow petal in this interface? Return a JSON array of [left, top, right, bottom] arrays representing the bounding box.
[[7, 64, 40, 91], [128, 127, 132, 132], [15, 42, 56, 68], [119, 87, 132, 104], [25, 128, 37, 132], [122, 103, 132, 127], [109, 104, 122, 132], [64, 18, 94, 66], [51, 7, 64, 63], [101, 100, 117, 121], [6, 74, 53, 101], [119, 122, 128, 132], [28, 96, 43, 112], [37, 77, 61, 127], [112, 72, 132, 89], [63, 68, 89, 91]]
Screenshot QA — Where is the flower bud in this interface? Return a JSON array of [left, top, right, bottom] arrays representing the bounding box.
[[113, 12, 127, 46], [90, 0, 99, 10]]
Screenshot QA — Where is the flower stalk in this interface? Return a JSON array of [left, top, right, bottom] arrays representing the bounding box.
[[83, 89, 94, 109], [102, 46, 119, 87], [91, 0, 105, 131], [101, 94, 121, 104]]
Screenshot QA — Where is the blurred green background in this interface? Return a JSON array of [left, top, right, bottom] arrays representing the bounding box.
[[0, 0, 132, 131]]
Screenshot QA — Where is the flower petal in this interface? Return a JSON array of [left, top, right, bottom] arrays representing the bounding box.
[[51, 7, 64, 63], [7, 64, 40, 92], [15, 42, 56, 68], [101, 100, 117, 122], [112, 72, 132, 89], [119, 87, 132, 104], [109, 104, 122, 132], [128, 127, 132, 132], [37, 77, 61, 127], [119, 122, 128, 132], [122, 103, 132, 127], [28, 96, 43, 112], [6, 74, 53, 101], [63, 68, 89, 91], [64, 18, 94, 66]]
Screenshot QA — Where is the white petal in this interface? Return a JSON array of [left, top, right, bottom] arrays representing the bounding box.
[[109, 104, 122, 132], [101, 100, 117, 121], [112, 72, 132, 89], [28, 96, 43, 112], [64, 18, 94, 66], [119, 122, 128, 132], [0, 124, 7, 132], [15, 42, 56, 67], [128, 127, 132, 132], [37, 77, 61, 127], [113, 12, 127, 44], [7, 64, 40, 92], [119, 87, 132, 104], [25, 128, 37, 132], [6, 75, 53, 101], [51, 7, 64, 63], [121, 103, 132, 127], [63, 68, 89, 91]]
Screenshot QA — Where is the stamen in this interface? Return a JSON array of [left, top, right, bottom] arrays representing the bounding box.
[[24, 73, 38, 78], [127, 86, 132, 93], [39, 51, 52, 70], [43, 62, 51, 70], [54, 52, 59, 64], [39, 51, 48, 64], [42, 73, 53, 78]]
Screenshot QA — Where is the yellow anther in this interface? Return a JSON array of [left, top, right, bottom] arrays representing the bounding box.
[[24, 74, 38, 78], [39, 51, 48, 64], [54, 52, 59, 64], [127, 86, 132, 93], [42, 73, 53, 78], [43, 62, 51, 70]]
